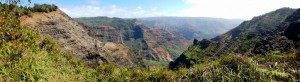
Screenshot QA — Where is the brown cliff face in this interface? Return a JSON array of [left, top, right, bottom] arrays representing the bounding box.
[[143, 27, 191, 61], [134, 24, 173, 61], [75, 17, 190, 62], [93, 26, 122, 44], [90, 24, 174, 61], [20, 9, 144, 68]]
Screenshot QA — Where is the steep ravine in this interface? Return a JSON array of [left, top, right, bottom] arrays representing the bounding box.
[[76, 17, 184, 62], [20, 9, 144, 68]]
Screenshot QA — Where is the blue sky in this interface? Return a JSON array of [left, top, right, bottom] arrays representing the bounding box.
[[31, 0, 300, 19]]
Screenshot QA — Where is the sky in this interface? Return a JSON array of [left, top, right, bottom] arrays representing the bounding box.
[[31, 0, 300, 20]]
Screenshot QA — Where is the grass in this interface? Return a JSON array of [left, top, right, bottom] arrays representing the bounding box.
[[143, 59, 169, 68], [185, 54, 298, 81]]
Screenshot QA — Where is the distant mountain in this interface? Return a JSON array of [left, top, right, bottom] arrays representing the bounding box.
[[170, 7, 297, 69], [140, 17, 244, 40]]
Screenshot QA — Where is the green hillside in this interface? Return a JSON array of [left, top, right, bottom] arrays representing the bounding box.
[[170, 8, 296, 68], [0, 2, 95, 81]]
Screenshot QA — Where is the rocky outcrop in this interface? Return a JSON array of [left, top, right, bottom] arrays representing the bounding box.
[[252, 34, 294, 54], [253, 10, 300, 54], [20, 9, 144, 68], [93, 26, 122, 44], [193, 39, 214, 49], [284, 20, 300, 48], [169, 54, 191, 69]]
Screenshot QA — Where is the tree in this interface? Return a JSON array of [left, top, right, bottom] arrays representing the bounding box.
[[33, 4, 58, 12], [0, 0, 31, 5]]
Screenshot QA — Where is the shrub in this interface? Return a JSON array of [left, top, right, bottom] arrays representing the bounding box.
[[33, 4, 57, 13]]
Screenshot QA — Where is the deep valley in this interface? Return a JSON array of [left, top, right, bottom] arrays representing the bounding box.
[[1, 0, 300, 81]]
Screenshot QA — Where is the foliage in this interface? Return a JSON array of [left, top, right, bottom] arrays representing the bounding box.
[[224, 8, 295, 40], [209, 8, 296, 55], [114, 52, 300, 81], [187, 54, 297, 81], [0, 3, 58, 17], [0, 0, 31, 5], [183, 45, 217, 64], [91, 53, 300, 81], [162, 43, 185, 58], [229, 9, 295, 53], [33, 4, 57, 13], [143, 59, 169, 68], [236, 33, 261, 53]]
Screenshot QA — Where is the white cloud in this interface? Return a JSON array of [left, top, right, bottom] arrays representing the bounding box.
[[172, 0, 300, 19], [60, 0, 300, 19], [60, 5, 168, 18]]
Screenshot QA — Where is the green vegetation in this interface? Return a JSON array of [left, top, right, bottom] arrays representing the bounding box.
[[143, 59, 169, 68], [162, 43, 185, 58], [214, 8, 296, 54], [183, 45, 217, 64], [33, 4, 57, 13], [75, 17, 136, 31], [230, 8, 295, 39], [173, 51, 300, 81], [187, 54, 296, 81], [169, 7, 300, 81], [12, 3, 57, 17], [236, 33, 261, 53], [93, 52, 300, 81]]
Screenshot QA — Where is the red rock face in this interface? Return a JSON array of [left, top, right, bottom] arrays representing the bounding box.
[[75, 17, 192, 62], [143, 27, 191, 60], [93, 26, 122, 44]]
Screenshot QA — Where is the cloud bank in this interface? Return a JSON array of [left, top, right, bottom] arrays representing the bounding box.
[[60, 0, 300, 19], [60, 5, 167, 18], [173, 0, 300, 19]]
